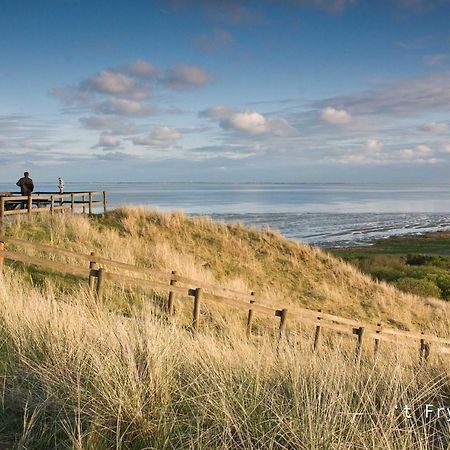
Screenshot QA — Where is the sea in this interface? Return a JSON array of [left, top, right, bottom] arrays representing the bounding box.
[[2, 181, 450, 248]]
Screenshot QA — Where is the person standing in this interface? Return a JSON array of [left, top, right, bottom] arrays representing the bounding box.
[[58, 177, 65, 194], [16, 172, 34, 196]]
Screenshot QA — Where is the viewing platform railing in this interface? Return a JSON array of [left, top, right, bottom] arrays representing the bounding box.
[[0, 191, 107, 219]]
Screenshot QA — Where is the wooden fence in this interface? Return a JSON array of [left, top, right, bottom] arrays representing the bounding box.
[[0, 191, 107, 220], [0, 236, 449, 362]]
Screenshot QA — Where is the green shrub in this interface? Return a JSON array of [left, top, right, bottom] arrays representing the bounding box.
[[435, 274, 450, 300], [395, 277, 441, 298]]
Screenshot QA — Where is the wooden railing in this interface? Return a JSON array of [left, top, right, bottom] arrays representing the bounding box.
[[0, 236, 449, 362], [0, 191, 107, 219]]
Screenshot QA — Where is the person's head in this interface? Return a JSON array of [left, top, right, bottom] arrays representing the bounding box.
[[24, 172, 29, 177]]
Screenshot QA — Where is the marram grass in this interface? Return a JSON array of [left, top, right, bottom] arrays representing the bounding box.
[[0, 209, 449, 448]]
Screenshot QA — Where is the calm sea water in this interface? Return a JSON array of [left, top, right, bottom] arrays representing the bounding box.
[[2, 182, 450, 247]]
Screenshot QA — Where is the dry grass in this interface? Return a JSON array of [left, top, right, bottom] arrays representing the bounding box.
[[0, 208, 449, 448], [4, 207, 450, 333], [0, 270, 449, 449]]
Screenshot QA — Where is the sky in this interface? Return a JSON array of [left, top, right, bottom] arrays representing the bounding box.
[[1, 0, 450, 183]]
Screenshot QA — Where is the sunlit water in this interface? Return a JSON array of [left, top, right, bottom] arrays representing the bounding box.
[[2, 182, 450, 247]]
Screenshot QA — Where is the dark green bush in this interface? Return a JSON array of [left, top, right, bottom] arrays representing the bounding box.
[[394, 277, 441, 298]]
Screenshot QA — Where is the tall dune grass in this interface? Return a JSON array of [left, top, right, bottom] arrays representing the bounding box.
[[1, 209, 450, 448], [0, 270, 449, 449]]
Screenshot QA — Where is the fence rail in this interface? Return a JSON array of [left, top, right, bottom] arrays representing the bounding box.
[[0, 235, 449, 361], [0, 191, 107, 219]]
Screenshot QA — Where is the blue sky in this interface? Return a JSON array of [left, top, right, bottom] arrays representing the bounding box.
[[1, 0, 450, 182]]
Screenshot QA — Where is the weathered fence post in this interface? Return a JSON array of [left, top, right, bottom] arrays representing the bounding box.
[[167, 270, 177, 316], [374, 323, 382, 357], [88, 192, 93, 216], [313, 309, 322, 352], [354, 326, 365, 361], [276, 308, 288, 352], [82, 195, 86, 214], [27, 195, 32, 216], [420, 333, 430, 364], [192, 288, 202, 333], [103, 191, 107, 214], [246, 291, 256, 338], [96, 267, 105, 301], [0, 197, 4, 222], [50, 195, 55, 215], [88, 252, 97, 291], [0, 241, 4, 271], [71, 193, 75, 212]]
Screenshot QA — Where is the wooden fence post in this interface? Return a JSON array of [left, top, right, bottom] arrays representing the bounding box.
[[420, 333, 430, 364], [354, 326, 365, 361], [374, 323, 382, 357], [0, 197, 4, 223], [50, 195, 55, 215], [192, 288, 202, 333], [82, 195, 86, 214], [0, 241, 4, 271], [88, 192, 93, 216], [88, 252, 97, 291], [27, 195, 32, 216], [103, 191, 107, 214], [96, 267, 105, 301], [276, 308, 288, 345], [246, 291, 256, 338], [167, 270, 177, 316], [71, 193, 75, 212], [313, 309, 322, 352]]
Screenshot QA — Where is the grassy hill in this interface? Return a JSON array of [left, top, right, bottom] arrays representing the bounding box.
[[0, 208, 449, 449]]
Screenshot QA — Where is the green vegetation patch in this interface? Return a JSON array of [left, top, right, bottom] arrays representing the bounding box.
[[331, 231, 450, 300]]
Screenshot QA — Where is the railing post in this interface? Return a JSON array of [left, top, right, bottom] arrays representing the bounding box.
[[103, 191, 107, 215], [313, 309, 322, 352], [354, 326, 365, 362], [50, 195, 54, 215], [27, 195, 32, 216], [71, 193, 75, 212], [0, 241, 4, 271], [420, 333, 430, 364], [167, 270, 177, 316], [192, 288, 202, 333], [96, 267, 105, 301], [275, 308, 288, 351], [246, 292, 256, 339], [82, 195, 86, 214], [0, 197, 4, 222], [88, 252, 97, 291], [88, 192, 93, 215], [374, 323, 382, 357]]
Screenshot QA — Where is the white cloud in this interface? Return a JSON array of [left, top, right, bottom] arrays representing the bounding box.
[[95, 98, 157, 117], [84, 71, 137, 95], [125, 60, 159, 78], [133, 126, 182, 147], [320, 107, 352, 124], [162, 64, 214, 90], [422, 53, 449, 67], [79, 116, 137, 135], [199, 105, 237, 119], [225, 110, 270, 134], [399, 144, 433, 159], [94, 134, 121, 149], [364, 139, 383, 152], [420, 122, 448, 133]]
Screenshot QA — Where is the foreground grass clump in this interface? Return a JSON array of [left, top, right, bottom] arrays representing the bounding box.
[[0, 271, 449, 449], [3, 208, 450, 334]]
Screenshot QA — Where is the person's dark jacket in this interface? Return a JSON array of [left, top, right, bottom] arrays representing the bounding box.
[[16, 176, 34, 196]]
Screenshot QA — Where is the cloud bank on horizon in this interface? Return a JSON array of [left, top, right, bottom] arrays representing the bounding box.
[[0, 0, 450, 182]]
